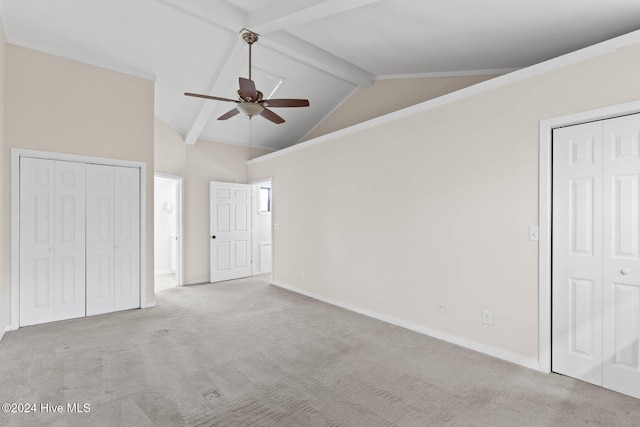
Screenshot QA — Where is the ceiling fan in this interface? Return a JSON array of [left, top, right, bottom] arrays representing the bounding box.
[[185, 30, 309, 124]]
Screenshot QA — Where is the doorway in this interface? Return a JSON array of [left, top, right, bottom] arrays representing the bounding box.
[[539, 101, 640, 399], [154, 174, 183, 291], [252, 179, 273, 277]]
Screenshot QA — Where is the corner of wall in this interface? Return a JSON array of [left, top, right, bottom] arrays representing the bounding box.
[[0, 326, 9, 343]]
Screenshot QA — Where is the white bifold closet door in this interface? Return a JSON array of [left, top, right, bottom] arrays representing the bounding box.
[[20, 158, 86, 326], [553, 113, 640, 399], [86, 164, 140, 315]]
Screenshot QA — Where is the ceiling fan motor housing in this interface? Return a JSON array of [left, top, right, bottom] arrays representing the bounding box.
[[242, 31, 259, 45]]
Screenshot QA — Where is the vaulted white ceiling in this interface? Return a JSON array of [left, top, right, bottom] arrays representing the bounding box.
[[2, 0, 640, 151]]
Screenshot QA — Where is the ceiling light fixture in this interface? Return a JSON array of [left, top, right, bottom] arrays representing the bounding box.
[[236, 102, 264, 118]]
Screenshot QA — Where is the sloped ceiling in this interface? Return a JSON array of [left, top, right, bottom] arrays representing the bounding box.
[[2, 0, 640, 151]]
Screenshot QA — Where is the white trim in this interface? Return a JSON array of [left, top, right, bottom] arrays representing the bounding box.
[[375, 68, 518, 80], [249, 29, 640, 165], [184, 279, 210, 286], [154, 172, 184, 287], [140, 162, 148, 310], [196, 133, 278, 152], [250, 177, 274, 279], [538, 99, 640, 374], [11, 148, 149, 329], [10, 151, 20, 329], [272, 281, 540, 371], [145, 301, 157, 309]]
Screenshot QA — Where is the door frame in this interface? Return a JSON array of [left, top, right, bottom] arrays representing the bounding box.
[[11, 148, 148, 330], [538, 100, 640, 373], [250, 177, 274, 279], [154, 173, 184, 288]]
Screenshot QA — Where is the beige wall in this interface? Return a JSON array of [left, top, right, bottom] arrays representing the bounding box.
[[0, 23, 6, 334], [4, 45, 155, 319], [154, 118, 269, 284], [304, 74, 500, 141], [249, 42, 640, 366]]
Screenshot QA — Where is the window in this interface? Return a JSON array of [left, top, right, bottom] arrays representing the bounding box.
[[259, 187, 271, 213]]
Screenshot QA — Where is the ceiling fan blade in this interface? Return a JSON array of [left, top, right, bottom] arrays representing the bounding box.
[[218, 108, 240, 120], [260, 108, 285, 124], [238, 77, 258, 99], [185, 92, 238, 103], [261, 99, 310, 108]]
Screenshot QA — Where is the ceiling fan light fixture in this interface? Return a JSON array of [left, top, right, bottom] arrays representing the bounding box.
[[237, 102, 264, 118], [184, 28, 308, 125]]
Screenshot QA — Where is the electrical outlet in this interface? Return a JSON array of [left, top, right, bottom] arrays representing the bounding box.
[[482, 310, 493, 325], [529, 226, 539, 241], [437, 301, 447, 313]]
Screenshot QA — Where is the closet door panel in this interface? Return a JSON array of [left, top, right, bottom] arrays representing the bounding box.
[[552, 122, 604, 385], [86, 164, 115, 316], [114, 166, 140, 310], [20, 158, 55, 326], [54, 161, 86, 321], [602, 113, 640, 398]]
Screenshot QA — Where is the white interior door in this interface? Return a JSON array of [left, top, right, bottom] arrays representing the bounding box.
[[20, 158, 86, 326], [86, 164, 115, 316], [114, 166, 140, 310], [210, 181, 252, 282], [53, 160, 86, 321], [87, 165, 141, 314], [553, 113, 640, 399], [552, 122, 604, 385], [602, 114, 640, 398], [20, 158, 56, 326]]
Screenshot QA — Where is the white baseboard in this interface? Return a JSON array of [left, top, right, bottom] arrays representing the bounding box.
[[183, 279, 209, 286], [145, 301, 157, 308], [272, 281, 540, 372]]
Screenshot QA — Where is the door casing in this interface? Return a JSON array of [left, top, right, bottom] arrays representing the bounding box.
[[10, 148, 148, 330], [250, 177, 273, 278], [154, 172, 184, 288], [539, 100, 640, 373]]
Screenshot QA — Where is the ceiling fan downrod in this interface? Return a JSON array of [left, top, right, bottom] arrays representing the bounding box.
[[241, 30, 259, 82]]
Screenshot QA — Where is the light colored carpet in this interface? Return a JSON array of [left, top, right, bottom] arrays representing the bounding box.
[[155, 273, 176, 292], [1, 275, 639, 426]]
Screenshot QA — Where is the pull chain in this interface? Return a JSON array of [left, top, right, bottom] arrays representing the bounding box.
[[249, 114, 253, 160]]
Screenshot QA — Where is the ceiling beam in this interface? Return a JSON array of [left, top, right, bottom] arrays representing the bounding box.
[[184, 37, 246, 145], [248, 0, 383, 35], [261, 31, 373, 87], [248, 0, 379, 87], [174, 0, 377, 144], [161, 0, 374, 87]]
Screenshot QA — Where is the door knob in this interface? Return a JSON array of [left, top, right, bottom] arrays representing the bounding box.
[[211, 235, 216, 239], [621, 268, 631, 275]]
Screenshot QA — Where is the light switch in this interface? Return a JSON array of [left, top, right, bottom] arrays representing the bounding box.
[[529, 226, 539, 241]]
